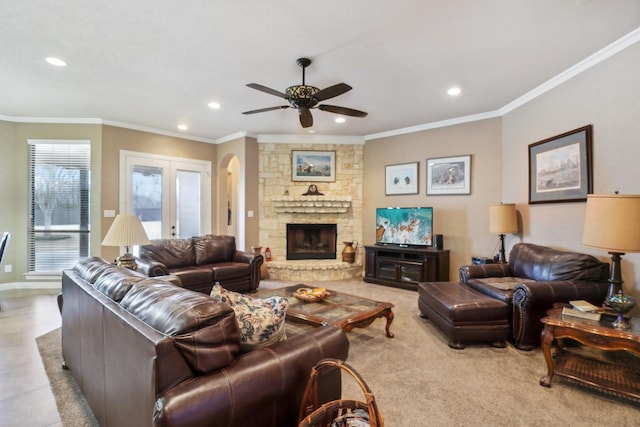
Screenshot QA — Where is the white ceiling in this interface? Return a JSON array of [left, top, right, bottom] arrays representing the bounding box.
[[2, 1, 639, 143]]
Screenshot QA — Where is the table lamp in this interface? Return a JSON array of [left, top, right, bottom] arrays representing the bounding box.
[[582, 193, 640, 308], [102, 214, 150, 270], [489, 203, 518, 264]]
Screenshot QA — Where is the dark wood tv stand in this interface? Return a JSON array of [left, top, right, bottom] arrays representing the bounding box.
[[364, 245, 449, 291]]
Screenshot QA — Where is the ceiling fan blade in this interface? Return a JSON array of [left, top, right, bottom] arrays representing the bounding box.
[[246, 83, 288, 99], [317, 104, 368, 118], [242, 105, 289, 114], [299, 107, 313, 128], [313, 83, 352, 101]]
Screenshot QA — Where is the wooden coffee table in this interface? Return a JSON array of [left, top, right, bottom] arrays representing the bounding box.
[[540, 306, 640, 401], [256, 284, 395, 338]]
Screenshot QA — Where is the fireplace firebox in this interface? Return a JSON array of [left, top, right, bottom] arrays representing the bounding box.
[[286, 223, 337, 260]]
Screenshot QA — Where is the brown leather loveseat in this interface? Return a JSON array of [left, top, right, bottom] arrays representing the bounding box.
[[459, 242, 609, 350], [60, 256, 349, 427], [136, 234, 262, 294]]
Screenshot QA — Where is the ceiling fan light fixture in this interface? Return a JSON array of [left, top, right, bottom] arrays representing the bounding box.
[[243, 57, 367, 128], [286, 85, 319, 98]]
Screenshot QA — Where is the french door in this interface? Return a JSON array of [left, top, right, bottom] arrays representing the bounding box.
[[120, 151, 211, 239]]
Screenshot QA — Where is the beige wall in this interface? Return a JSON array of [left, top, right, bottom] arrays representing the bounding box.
[[0, 122, 103, 281], [502, 41, 640, 297], [0, 121, 254, 283], [0, 121, 18, 282], [215, 135, 260, 251], [363, 119, 503, 280]]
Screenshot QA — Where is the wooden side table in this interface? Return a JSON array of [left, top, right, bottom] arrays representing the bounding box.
[[540, 307, 640, 401]]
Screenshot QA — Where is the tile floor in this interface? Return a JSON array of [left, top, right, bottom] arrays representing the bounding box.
[[0, 288, 63, 427]]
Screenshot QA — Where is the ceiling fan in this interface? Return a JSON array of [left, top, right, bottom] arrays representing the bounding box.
[[242, 57, 368, 128]]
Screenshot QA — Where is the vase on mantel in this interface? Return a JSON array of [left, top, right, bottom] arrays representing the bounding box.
[[251, 246, 268, 279]]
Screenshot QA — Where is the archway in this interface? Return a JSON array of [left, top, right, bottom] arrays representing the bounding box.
[[218, 154, 244, 249]]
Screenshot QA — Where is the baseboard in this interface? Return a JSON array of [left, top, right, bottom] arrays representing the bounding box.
[[0, 281, 61, 291]]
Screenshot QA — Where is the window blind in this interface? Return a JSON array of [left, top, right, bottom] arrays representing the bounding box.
[[28, 141, 91, 273]]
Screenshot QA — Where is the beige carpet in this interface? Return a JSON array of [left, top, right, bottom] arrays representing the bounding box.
[[36, 328, 99, 427], [38, 279, 640, 426], [262, 280, 640, 426]]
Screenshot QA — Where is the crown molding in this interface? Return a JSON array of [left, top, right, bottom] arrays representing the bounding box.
[[499, 27, 640, 116], [0, 115, 217, 144], [364, 111, 502, 141], [257, 134, 365, 144], [0, 114, 102, 124], [3, 28, 638, 144], [102, 120, 216, 143], [215, 131, 258, 144]]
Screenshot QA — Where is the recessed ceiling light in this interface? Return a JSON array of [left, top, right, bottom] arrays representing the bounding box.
[[207, 101, 221, 109], [448, 86, 461, 96], [335, 117, 346, 124], [177, 124, 188, 131], [308, 129, 316, 133], [45, 57, 67, 67]]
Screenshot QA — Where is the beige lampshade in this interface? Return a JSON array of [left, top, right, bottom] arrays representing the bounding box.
[[489, 203, 518, 234], [102, 214, 150, 248], [583, 194, 640, 253]]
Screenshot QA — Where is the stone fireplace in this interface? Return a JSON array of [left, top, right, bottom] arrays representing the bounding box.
[[258, 143, 364, 281], [286, 223, 337, 260]]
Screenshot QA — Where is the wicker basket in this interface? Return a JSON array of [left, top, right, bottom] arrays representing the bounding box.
[[298, 358, 384, 427]]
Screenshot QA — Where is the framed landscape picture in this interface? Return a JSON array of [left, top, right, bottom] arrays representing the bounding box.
[[385, 162, 419, 195], [291, 150, 336, 182], [528, 125, 593, 204], [426, 155, 471, 195]]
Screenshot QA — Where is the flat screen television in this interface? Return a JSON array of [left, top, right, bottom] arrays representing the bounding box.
[[375, 207, 433, 247]]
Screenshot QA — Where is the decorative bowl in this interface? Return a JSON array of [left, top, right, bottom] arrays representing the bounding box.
[[608, 292, 637, 329], [294, 287, 329, 302]]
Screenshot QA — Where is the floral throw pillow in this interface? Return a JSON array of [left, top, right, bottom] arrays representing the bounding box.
[[210, 283, 288, 351]]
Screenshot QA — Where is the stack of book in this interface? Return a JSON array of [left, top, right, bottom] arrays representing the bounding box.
[[561, 300, 603, 321]]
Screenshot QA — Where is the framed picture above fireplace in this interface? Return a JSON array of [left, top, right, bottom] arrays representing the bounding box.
[[292, 150, 335, 182]]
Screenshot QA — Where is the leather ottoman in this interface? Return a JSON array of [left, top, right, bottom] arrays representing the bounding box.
[[418, 281, 510, 349]]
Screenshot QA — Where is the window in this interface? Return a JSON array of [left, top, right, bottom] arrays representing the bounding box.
[[28, 140, 91, 273]]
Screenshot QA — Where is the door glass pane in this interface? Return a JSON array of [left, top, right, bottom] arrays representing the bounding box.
[[176, 170, 201, 238], [132, 165, 163, 239]]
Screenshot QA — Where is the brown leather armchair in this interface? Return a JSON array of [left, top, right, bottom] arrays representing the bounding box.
[[460, 243, 609, 350], [136, 235, 263, 294]]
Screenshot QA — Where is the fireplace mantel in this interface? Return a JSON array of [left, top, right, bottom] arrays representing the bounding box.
[[270, 195, 352, 214]]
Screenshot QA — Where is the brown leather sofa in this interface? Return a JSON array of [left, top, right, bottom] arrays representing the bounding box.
[[60, 257, 349, 427], [459, 242, 609, 350], [136, 234, 262, 294]]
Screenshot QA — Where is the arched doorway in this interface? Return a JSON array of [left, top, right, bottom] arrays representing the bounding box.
[[219, 154, 244, 249]]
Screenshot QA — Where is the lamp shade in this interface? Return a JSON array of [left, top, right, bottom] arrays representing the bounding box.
[[583, 194, 640, 253], [489, 203, 518, 234], [102, 214, 150, 248]]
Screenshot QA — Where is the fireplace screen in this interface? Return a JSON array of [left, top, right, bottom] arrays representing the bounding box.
[[286, 223, 337, 260]]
